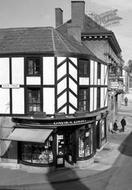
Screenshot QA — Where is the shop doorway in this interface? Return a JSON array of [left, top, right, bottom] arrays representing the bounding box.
[[56, 133, 65, 167]]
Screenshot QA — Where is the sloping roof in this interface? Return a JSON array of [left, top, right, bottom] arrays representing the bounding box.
[[0, 26, 96, 57], [57, 15, 121, 53], [82, 15, 110, 34], [56, 15, 110, 36]]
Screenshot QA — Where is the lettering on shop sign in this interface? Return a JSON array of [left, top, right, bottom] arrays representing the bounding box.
[[89, 9, 122, 28], [2, 84, 20, 89], [53, 119, 88, 126]]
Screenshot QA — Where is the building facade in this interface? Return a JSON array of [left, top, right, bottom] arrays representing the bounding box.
[[0, 1, 108, 170]]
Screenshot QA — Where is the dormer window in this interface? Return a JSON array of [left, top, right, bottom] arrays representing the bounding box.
[[26, 57, 41, 76]]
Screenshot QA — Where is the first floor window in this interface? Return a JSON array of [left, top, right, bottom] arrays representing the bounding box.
[[79, 88, 89, 111], [27, 88, 41, 113], [97, 87, 100, 109]]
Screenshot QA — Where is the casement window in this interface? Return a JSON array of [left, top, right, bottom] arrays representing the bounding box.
[[27, 88, 41, 113], [97, 62, 101, 79], [97, 87, 100, 109], [26, 57, 41, 76], [78, 59, 90, 77], [79, 88, 89, 111]]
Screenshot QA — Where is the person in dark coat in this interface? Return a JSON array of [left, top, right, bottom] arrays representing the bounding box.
[[113, 120, 118, 132], [124, 97, 128, 106], [121, 117, 126, 132]]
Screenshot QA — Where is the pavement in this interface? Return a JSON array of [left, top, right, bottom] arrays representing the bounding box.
[[0, 92, 132, 189]]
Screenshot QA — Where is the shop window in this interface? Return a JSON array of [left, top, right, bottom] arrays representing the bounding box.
[[26, 57, 41, 76], [78, 59, 90, 77], [100, 119, 106, 141], [78, 88, 89, 111], [78, 124, 93, 158], [27, 88, 41, 113], [21, 135, 53, 165]]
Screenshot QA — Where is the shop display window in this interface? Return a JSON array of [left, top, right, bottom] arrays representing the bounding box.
[[100, 119, 106, 140], [21, 135, 53, 165], [78, 124, 93, 158]]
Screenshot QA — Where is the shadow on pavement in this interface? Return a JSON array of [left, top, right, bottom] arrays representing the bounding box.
[[46, 167, 90, 190], [118, 132, 132, 157]]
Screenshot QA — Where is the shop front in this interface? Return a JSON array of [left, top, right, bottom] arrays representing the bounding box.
[[7, 115, 97, 169]]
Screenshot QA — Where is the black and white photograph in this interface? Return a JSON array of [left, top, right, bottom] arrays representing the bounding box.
[[0, 0, 132, 189]]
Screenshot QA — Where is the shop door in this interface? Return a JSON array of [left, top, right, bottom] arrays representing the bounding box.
[[56, 134, 65, 167], [65, 131, 76, 164]]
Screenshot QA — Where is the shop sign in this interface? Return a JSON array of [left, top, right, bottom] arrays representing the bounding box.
[[2, 84, 20, 89], [53, 119, 88, 126], [110, 81, 119, 89]]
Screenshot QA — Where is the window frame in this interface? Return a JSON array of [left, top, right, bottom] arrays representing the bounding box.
[[78, 59, 90, 77], [97, 62, 101, 79], [78, 88, 90, 112], [26, 87, 42, 113], [26, 57, 41, 76]]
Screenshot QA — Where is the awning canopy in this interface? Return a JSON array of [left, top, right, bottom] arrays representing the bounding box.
[[7, 128, 53, 143]]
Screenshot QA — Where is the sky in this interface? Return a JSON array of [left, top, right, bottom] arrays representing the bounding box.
[[0, 0, 131, 63]]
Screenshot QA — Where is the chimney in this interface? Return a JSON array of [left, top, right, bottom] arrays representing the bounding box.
[[55, 8, 63, 28], [67, 1, 85, 42], [71, 1, 85, 30]]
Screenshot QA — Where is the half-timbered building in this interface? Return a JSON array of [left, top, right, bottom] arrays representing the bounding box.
[[0, 1, 108, 170]]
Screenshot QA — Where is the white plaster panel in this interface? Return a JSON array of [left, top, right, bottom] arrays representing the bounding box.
[[43, 57, 55, 85], [94, 88, 97, 110], [59, 107, 67, 114], [69, 62, 77, 80], [69, 78, 77, 94], [57, 78, 67, 95], [98, 79, 101, 85], [90, 60, 94, 85], [12, 88, 24, 114], [43, 88, 55, 114], [90, 87, 94, 112], [0, 58, 9, 84], [94, 61, 97, 85], [69, 92, 77, 108], [69, 57, 77, 66], [0, 89, 10, 113], [26, 77, 41, 85], [101, 88, 105, 108], [12, 57, 24, 85], [104, 65, 108, 85], [57, 57, 66, 65], [69, 106, 76, 114], [57, 92, 67, 108], [101, 64, 105, 85], [79, 77, 89, 85], [104, 87, 108, 107], [57, 62, 66, 80]]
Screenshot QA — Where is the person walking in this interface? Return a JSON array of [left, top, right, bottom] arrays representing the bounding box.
[[124, 97, 128, 106], [113, 120, 118, 132], [121, 117, 126, 132]]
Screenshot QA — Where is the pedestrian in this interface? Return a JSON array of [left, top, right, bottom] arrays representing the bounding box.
[[109, 121, 113, 133], [113, 120, 118, 132], [124, 97, 128, 106], [120, 117, 126, 132]]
